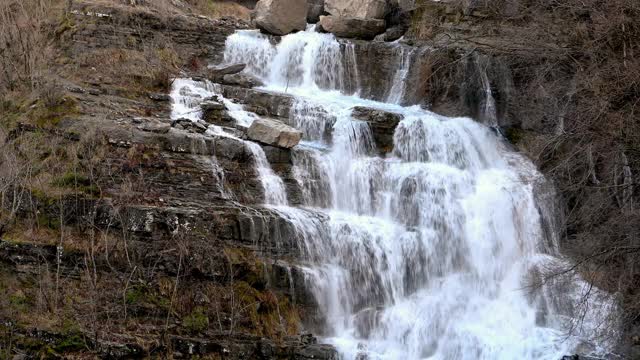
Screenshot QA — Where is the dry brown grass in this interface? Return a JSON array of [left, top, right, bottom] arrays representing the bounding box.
[[188, 0, 251, 20], [113, 0, 251, 20]]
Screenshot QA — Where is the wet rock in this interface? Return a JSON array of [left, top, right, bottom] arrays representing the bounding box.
[[220, 85, 295, 119], [353, 306, 384, 338], [324, 0, 386, 19], [307, 0, 325, 23], [201, 100, 225, 112], [208, 63, 246, 78], [253, 0, 307, 35], [215, 136, 249, 161], [247, 118, 302, 149], [220, 73, 264, 88], [200, 100, 233, 127], [262, 145, 292, 164], [319, 15, 385, 40], [348, 41, 426, 103], [351, 106, 403, 153]]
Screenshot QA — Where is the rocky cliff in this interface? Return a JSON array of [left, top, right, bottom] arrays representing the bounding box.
[[0, 2, 335, 358], [0, 0, 638, 358]]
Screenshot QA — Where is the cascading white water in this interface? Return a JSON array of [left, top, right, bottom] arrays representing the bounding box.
[[245, 141, 289, 205], [175, 27, 618, 360], [387, 46, 416, 105], [474, 54, 499, 127], [170, 78, 288, 205], [224, 27, 360, 95]]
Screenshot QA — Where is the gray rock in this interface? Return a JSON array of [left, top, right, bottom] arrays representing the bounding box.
[[209, 63, 246, 77], [247, 118, 302, 149], [319, 15, 385, 40], [137, 122, 172, 134], [220, 73, 264, 88], [253, 0, 307, 35], [351, 106, 403, 153], [201, 100, 234, 127], [201, 100, 225, 112], [171, 118, 208, 134], [262, 144, 292, 164], [324, 0, 386, 19]]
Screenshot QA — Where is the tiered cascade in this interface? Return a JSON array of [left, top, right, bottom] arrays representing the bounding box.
[[171, 27, 617, 360]]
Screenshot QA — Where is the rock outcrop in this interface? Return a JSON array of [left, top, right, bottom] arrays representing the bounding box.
[[324, 0, 386, 19], [221, 85, 296, 119], [319, 15, 385, 40], [351, 106, 403, 153], [248, 118, 303, 148], [206, 63, 246, 81], [253, 0, 307, 35], [220, 73, 264, 88]]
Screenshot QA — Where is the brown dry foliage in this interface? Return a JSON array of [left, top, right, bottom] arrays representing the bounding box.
[[123, 0, 251, 20], [0, 0, 59, 92]]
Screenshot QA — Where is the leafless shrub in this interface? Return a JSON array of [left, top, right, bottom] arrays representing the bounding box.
[[0, 0, 55, 93]]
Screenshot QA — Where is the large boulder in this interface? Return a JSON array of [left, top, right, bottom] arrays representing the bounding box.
[[220, 73, 264, 88], [205, 63, 246, 82], [253, 0, 307, 35], [247, 118, 302, 148], [319, 15, 385, 40], [324, 0, 386, 19]]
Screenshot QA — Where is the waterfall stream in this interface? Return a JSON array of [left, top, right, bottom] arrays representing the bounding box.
[[172, 27, 618, 360]]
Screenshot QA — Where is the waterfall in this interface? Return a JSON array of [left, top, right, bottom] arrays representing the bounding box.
[[170, 78, 287, 205], [173, 27, 618, 360], [474, 54, 499, 127], [245, 141, 288, 205], [387, 46, 416, 105], [223, 27, 359, 95]]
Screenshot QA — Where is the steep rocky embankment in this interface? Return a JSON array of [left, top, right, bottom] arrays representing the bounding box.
[[0, 2, 334, 358], [0, 0, 637, 358]]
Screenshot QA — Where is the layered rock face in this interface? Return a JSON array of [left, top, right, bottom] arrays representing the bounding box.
[[314, 0, 415, 40], [319, 16, 385, 40], [253, 0, 307, 35], [0, 3, 336, 359], [324, 0, 387, 18], [1, 0, 625, 359]]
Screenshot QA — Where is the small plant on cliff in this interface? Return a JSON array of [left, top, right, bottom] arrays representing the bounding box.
[[183, 307, 210, 334]]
